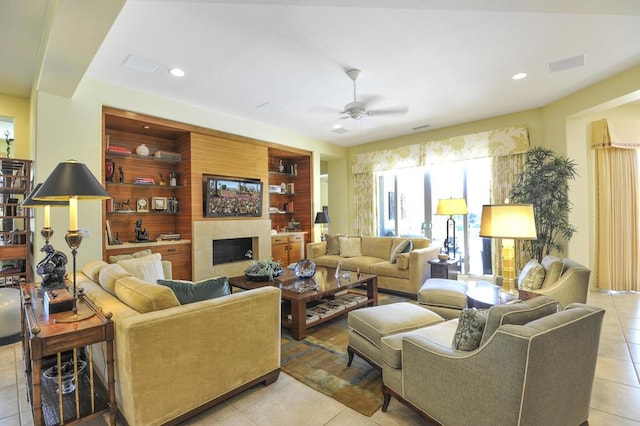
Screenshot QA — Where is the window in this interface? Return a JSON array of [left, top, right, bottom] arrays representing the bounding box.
[[377, 157, 491, 276]]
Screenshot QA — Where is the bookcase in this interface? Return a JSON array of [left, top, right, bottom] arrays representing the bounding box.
[[0, 159, 32, 286]]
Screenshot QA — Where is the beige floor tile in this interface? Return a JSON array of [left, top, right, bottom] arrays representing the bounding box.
[[596, 357, 640, 387], [619, 315, 640, 330], [0, 385, 19, 419], [226, 373, 296, 412], [602, 323, 627, 342], [614, 306, 640, 320], [591, 378, 640, 421], [625, 328, 640, 344], [599, 335, 632, 361], [589, 408, 640, 425], [325, 407, 380, 426], [181, 402, 239, 425], [629, 343, 640, 363], [369, 400, 425, 426], [0, 414, 21, 426]]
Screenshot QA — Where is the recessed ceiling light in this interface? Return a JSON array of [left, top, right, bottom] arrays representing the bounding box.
[[512, 72, 528, 80], [168, 68, 185, 77], [332, 124, 342, 129]]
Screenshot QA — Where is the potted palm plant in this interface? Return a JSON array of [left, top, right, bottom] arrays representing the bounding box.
[[508, 146, 578, 262]]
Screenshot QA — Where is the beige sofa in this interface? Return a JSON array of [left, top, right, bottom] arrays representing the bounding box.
[[307, 236, 440, 296], [75, 258, 281, 426]]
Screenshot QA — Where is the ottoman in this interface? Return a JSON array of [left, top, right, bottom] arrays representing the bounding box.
[[417, 278, 469, 319], [347, 302, 444, 370]]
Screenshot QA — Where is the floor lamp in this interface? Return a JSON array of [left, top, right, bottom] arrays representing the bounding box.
[[436, 198, 468, 259], [34, 160, 111, 322], [20, 183, 68, 291], [314, 211, 330, 241], [479, 204, 537, 293]]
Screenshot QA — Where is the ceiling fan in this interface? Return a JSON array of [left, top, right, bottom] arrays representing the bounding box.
[[340, 68, 408, 120]]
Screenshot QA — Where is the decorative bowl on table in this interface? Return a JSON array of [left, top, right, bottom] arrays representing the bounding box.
[[43, 359, 87, 394], [294, 259, 316, 279], [438, 253, 449, 261], [244, 259, 283, 281]]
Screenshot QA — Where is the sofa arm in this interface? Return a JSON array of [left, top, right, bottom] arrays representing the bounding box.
[[307, 242, 327, 260], [533, 267, 590, 308], [408, 246, 441, 293], [114, 286, 281, 425]]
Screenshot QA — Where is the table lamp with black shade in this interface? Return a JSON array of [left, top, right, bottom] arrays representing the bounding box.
[[314, 211, 330, 241], [20, 183, 69, 292], [479, 204, 537, 293], [436, 198, 468, 259], [34, 160, 110, 322]]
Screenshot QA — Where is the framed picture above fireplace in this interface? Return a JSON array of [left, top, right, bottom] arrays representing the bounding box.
[[203, 175, 263, 217]]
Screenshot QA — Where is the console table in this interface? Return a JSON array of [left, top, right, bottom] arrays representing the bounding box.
[[21, 283, 117, 425]]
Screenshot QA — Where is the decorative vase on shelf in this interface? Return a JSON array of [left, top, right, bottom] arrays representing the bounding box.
[[136, 144, 150, 156], [105, 159, 115, 182], [278, 159, 285, 173]]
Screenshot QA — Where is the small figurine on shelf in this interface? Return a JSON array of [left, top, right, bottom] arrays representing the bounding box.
[[159, 173, 166, 185], [113, 232, 122, 245], [118, 166, 124, 183], [169, 171, 177, 187], [132, 219, 151, 242], [278, 159, 285, 173]]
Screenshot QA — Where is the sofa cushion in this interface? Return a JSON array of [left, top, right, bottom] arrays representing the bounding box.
[[389, 239, 412, 263], [313, 255, 343, 268], [339, 237, 362, 257], [361, 236, 393, 260], [157, 276, 231, 304], [117, 253, 166, 283], [480, 296, 559, 345], [114, 276, 180, 313], [518, 259, 545, 290], [98, 263, 131, 296], [541, 255, 565, 288], [108, 249, 153, 263], [453, 308, 488, 351], [371, 261, 410, 280], [342, 257, 383, 273], [325, 234, 342, 255], [82, 260, 108, 283]]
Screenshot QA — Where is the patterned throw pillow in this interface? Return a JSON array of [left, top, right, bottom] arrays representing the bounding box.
[[325, 234, 342, 255], [518, 259, 546, 290], [453, 308, 489, 351], [389, 239, 413, 264], [157, 277, 230, 304]]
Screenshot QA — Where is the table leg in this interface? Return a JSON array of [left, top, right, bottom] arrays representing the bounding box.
[[107, 340, 117, 425], [367, 276, 378, 306], [32, 357, 42, 426], [290, 299, 307, 340]]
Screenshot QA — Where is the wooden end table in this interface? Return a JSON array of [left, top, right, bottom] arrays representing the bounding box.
[[21, 283, 117, 425], [229, 267, 377, 340], [428, 258, 459, 280]]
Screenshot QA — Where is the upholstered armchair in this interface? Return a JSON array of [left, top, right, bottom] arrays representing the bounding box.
[[520, 255, 591, 309], [381, 302, 604, 426]]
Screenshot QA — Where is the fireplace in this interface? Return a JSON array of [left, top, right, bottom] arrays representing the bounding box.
[[213, 237, 253, 265]]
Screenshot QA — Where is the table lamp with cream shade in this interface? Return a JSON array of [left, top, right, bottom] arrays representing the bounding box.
[[33, 160, 110, 322], [479, 204, 537, 293], [436, 198, 468, 259]]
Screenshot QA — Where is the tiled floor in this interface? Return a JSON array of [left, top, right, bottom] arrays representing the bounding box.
[[1, 290, 639, 425]]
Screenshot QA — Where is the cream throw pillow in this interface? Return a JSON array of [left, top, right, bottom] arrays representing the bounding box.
[[518, 259, 546, 290], [389, 239, 412, 264], [82, 260, 108, 283], [541, 256, 565, 288], [338, 237, 362, 257], [109, 249, 153, 263], [98, 263, 131, 296], [117, 253, 165, 283]]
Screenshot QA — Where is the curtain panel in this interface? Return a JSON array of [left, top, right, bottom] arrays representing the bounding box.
[[592, 119, 640, 291]]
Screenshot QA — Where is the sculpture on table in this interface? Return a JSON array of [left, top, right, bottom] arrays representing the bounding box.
[[36, 244, 68, 291], [134, 219, 150, 242]]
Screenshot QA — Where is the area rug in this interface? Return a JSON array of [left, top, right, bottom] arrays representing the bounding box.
[[280, 293, 407, 417]]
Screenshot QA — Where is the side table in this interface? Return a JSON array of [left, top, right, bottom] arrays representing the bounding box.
[[466, 283, 517, 309], [428, 258, 459, 280], [21, 283, 117, 426]]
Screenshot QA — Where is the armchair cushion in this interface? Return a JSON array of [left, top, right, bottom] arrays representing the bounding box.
[[541, 255, 565, 288], [480, 295, 558, 345], [157, 277, 231, 304], [518, 259, 545, 290], [452, 308, 488, 351]]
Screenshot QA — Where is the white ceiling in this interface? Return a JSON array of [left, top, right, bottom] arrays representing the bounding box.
[[5, 1, 640, 147]]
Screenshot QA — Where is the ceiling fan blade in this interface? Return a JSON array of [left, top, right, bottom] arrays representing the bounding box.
[[368, 106, 409, 116], [358, 94, 385, 106]]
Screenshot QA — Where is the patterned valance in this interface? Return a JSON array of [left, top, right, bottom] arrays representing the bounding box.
[[591, 119, 640, 149], [352, 125, 529, 174]]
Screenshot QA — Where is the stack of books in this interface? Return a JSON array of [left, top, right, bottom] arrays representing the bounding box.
[[134, 177, 155, 185], [107, 145, 131, 154], [154, 150, 181, 161], [287, 312, 320, 324]]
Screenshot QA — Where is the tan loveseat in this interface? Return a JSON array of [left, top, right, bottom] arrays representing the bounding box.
[[307, 236, 440, 296], [75, 259, 281, 426]]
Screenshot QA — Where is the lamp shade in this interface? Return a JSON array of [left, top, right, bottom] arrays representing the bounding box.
[[33, 160, 110, 201], [436, 198, 468, 215], [479, 204, 537, 239], [314, 211, 330, 224], [20, 183, 68, 208]]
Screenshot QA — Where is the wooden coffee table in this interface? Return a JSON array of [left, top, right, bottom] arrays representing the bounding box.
[[466, 282, 517, 309], [229, 267, 377, 340]]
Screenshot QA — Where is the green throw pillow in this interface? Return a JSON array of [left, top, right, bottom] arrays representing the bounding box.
[[157, 277, 231, 304], [452, 308, 488, 351]]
